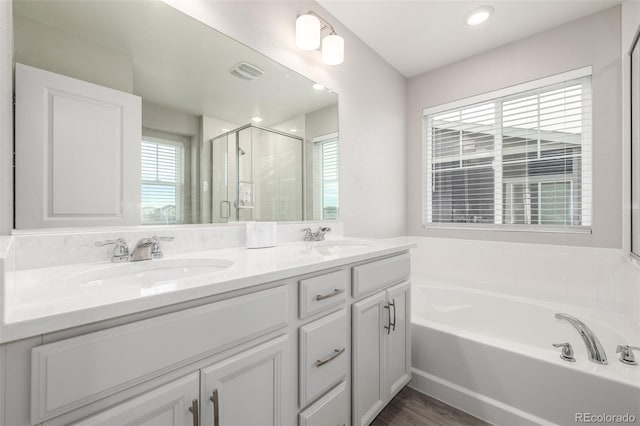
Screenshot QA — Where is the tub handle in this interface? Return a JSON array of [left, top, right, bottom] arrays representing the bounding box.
[[616, 345, 640, 365], [552, 342, 576, 362]]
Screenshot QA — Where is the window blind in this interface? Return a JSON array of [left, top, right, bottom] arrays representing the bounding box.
[[314, 134, 339, 220], [423, 74, 592, 231], [141, 138, 185, 224]]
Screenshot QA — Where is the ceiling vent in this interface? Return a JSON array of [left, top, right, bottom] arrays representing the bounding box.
[[229, 62, 265, 80]]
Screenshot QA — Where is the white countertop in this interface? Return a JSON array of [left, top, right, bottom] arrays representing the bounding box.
[[1, 237, 415, 343]]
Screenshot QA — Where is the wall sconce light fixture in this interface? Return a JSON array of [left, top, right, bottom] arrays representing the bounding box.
[[296, 11, 344, 65]]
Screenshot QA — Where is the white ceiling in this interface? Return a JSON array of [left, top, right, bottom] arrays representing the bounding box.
[[318, 0, 622, 78]]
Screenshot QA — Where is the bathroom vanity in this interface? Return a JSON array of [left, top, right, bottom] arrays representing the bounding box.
[[0, 237, 414, 426]]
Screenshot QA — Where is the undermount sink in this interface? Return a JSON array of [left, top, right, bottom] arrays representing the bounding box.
[[66, 258, 234, 287], [312, 240, 372, 249]]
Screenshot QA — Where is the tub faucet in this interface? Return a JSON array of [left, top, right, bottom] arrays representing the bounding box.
[[554, 313, 607, 365]]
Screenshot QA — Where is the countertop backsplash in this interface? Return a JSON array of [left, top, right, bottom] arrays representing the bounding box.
[[4, 222, 343, 270]]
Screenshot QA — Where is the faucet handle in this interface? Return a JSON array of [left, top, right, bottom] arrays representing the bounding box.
[[95, 238, 130, 263], [302, 228, 313, 241], [552, 342, 576, 362], [149, 236, 174, 259], [616, 345, 640, 365]]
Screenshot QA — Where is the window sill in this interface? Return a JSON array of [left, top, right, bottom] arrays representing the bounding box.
[[422, 223, 592, 234]]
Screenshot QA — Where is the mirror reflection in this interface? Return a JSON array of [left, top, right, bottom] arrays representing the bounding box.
[[12, 0, 338, 229]]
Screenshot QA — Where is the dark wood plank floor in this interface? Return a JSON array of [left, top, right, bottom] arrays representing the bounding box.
[[371, 386, 491, 426]]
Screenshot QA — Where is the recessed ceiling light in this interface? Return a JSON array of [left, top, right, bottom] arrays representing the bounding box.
[[290, 128, 298, 133], [313, 83, 325, 90], [252, 116, 263, 123], [220, 128, 230, 132], [466, 6, 494, 26]]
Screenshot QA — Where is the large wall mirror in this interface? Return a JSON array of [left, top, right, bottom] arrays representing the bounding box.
[[632, 28, 640, 257], [12, 0, 338, 229]]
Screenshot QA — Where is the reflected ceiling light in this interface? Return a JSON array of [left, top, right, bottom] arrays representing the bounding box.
[[313, 83, 325, 90], [296, 11, 344, 65], [252, 116, 263, 123], [466, 6, 494, 26], [220, 128, 230, 132], [290, 128, 298, 133]]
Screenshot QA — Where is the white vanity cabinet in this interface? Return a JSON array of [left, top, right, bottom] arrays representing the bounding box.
[[0, 248, 412, 426], [352, 256, 411, 426]]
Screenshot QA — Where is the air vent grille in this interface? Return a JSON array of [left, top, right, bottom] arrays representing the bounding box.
[[229, 62, 265, 80]]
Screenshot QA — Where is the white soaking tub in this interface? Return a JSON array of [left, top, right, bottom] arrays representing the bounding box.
[[410, 282, 640, 426]]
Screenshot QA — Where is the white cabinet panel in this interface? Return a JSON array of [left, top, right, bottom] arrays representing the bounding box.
[[71, 373, 199, 426], [299, 309, 347, 407], [352, 292, 386, 426], [31, 286, 288, 424], [298, 381, 348, 426], [299, 269, 348, 319], [386, 282, 411, 398], [200, 335, 288, 426], [352, 254, 410, 298], [15, 63, 141, 228]]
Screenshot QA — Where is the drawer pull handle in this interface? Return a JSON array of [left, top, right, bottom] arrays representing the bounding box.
[[315, 288, 344, 301], [210, 389, 219, 426], [189, 399, 199, 426], [315, 347, 346, 367]]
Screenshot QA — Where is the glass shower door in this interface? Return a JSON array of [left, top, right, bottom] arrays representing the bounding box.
[[210, 133, 230, 223]]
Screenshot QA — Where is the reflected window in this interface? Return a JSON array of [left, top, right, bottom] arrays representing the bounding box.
[[141, 132, 186, 225], [314, 133, 339, 220], [423, 72, 592, 231]]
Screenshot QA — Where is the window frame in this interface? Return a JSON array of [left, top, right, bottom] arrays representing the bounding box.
[[140, 131, 188, 225], [422, 67, 593, 233], [313, 132, 339, 221]]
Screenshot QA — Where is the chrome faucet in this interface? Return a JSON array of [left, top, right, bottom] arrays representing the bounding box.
[[95, 238, 130, 263], [130, 236, 174, 262], [554, 313, 607, 364], [302, 227, 331, 241]]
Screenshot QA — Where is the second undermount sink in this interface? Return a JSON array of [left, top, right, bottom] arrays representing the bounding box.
[[66, 258, 234, 287]]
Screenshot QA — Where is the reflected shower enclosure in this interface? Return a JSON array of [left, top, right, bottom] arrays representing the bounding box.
[[209, 125, 304, 222]]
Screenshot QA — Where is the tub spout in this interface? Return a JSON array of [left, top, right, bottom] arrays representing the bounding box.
[[554, 313, 607, 365]]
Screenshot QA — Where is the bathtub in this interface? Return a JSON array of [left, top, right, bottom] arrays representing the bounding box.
[[410, 282, 640, 425]]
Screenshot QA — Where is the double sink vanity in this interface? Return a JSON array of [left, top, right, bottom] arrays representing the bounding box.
[[0, 226, 414, 426]]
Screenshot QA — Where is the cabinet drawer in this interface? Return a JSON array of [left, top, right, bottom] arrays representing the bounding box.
[[352, 254, 410, 298], [299, 309, 347, 407], [299, 381, 348, 426], [31, 286, 288, 424], [299, 269, 348, 319]]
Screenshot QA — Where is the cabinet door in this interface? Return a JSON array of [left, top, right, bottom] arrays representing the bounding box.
[[352, 291, 386, 426], [385, 281, 411, 399], [201, 335, 288, 426], [72, 373, 199, 426]]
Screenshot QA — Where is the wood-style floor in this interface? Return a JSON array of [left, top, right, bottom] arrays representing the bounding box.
[[371, 386, 491, 426]]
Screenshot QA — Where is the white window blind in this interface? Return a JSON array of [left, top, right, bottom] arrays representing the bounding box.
[[314, 133, 339, 220], [141, 136, 185, 224], [423, 72, 592, 232]]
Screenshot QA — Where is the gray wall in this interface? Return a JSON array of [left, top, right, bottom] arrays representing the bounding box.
[[164, 0, 407, 238], [0, 1, 12, 234], [406, 6, 622, 248]]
